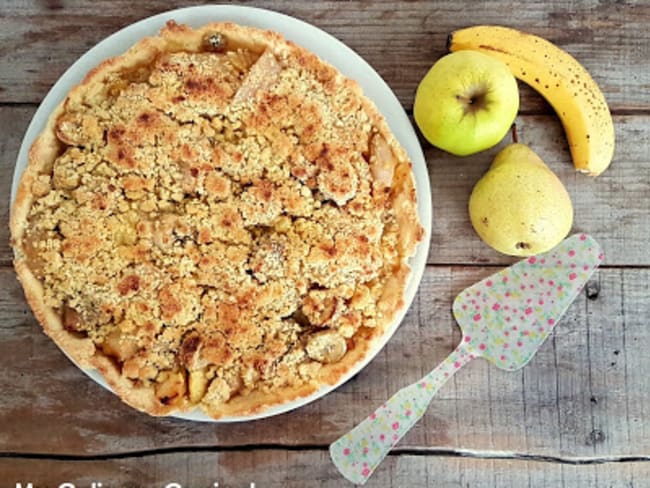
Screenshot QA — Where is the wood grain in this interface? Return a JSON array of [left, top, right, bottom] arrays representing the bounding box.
[[427, 113, 650, 267], [0, 1, 648, 111], [2, 106, 648, 267], [2, 266, 649, 458], [1, 450, 648, 487], [2, 1, 650, 484]]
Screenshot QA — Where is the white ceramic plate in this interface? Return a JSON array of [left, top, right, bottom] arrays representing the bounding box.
[[11, 5, 432, 422]]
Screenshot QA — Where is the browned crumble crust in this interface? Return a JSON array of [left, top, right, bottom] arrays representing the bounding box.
[[10, 21, 423, 418]]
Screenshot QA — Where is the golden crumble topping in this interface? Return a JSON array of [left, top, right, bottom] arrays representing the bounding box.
[[12, 21, 422, 418]]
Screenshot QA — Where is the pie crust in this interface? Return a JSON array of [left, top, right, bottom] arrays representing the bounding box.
[[10, 21, 423, 418]]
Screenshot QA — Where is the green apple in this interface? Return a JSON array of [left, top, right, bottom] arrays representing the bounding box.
[[414, 50, 519, 156]]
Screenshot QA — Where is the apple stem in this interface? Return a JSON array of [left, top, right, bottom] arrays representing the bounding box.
[[511, 124, 519, 144]]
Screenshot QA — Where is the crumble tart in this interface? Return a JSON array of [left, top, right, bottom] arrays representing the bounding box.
[[10, 21, 423, 418]]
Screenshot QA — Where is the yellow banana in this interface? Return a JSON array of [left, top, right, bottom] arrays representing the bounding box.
[[448, 25, 614, 176]]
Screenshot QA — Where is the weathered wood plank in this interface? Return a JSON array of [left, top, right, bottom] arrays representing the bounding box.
[[2, 107, 649, 267], [1, 451, 648, 487], [428, 113, 650, 266], [2, 266, 649, 458], [0, 1, 648, 111], [0, 105, 33, 267]]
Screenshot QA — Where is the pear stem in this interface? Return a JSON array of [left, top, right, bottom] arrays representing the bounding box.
[[511, 124, 519, 144]]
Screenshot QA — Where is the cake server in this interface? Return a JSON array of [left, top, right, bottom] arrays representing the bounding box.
[[330, 233, 603, 484]]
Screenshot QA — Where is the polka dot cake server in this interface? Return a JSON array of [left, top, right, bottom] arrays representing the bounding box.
[[330, 233, 603, 484]]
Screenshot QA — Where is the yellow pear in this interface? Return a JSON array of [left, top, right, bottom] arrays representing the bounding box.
[[469, 143, 573, 256]]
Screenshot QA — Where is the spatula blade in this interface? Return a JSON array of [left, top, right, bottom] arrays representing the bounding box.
[[452, 234, 603, 371]]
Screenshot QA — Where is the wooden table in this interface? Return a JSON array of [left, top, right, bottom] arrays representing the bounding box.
[[1, 1, 649, 486]]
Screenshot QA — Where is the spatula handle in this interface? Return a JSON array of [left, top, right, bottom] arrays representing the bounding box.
[[330, 343, 473, 484]]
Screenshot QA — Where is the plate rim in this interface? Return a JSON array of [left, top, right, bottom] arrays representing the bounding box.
[[10, 4, 432, 423]]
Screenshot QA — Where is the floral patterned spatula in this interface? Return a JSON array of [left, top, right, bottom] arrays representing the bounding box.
[[330, 234, 603, 484]]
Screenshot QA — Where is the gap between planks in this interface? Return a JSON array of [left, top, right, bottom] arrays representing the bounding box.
[[3, 264, 650, 271], [1, 446, 650, 465], [3, 101, 650, 117]]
